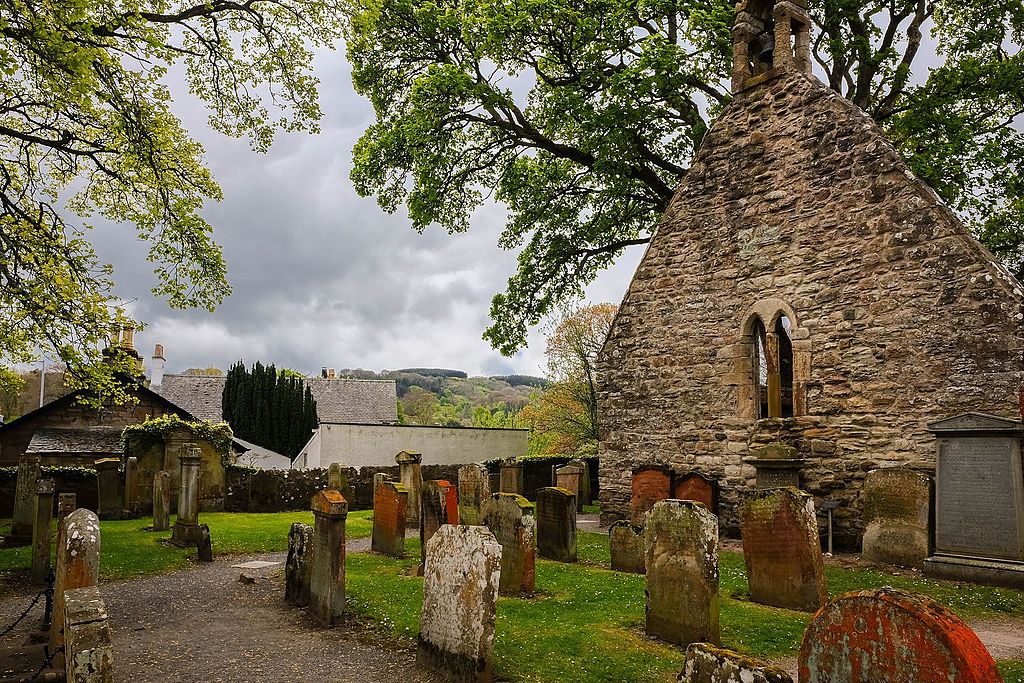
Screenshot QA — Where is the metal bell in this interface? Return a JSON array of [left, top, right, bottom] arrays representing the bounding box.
[[753, 29, 775, 63]]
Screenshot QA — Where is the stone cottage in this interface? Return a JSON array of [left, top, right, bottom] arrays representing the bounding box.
[[597, 0, 1024, 544]]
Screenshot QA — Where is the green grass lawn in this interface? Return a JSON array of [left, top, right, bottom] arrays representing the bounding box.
[[3, 512, 1023, 682]]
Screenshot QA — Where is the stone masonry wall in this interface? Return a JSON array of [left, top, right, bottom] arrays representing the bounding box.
[[597, 69, 1024, 546]]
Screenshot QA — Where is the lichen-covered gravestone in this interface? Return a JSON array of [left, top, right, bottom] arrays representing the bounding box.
[[328, 463, 355, 504], [554, 465, 583, 507], [674, 472, 718, 513], [417, 525, 502, 683], [631, 466, 673, 524], [63, 585, 114, 683], [457, 464, 490, 525], [680, 643, 793, 683], [609, 521, 646, 574], [372, 480, 409, 558], [536, 487, 577, 563], [798, 588, 1002, 683], [123, 456, 139, 514], [644, 499, 719, 646], [285, 522, 313, 606], [397, 450, 423, 525], [481, 493, 536, 596], [52, 509, 101, 649], [31, 478, 55, 584], [739, 487, 827, 612], [308, 489, 348, 626], [56, 493, 77, 552], [567, 458, 591, 505], [861, 468, 931, 569], [498, 459, 524, 495], [171, 447, 203, 547], [152, 470, 171, 532], [12, 455, 41, 537], [420, 480, 459, 565]]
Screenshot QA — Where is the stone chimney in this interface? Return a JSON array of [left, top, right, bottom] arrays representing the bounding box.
[[151, 344, 166, 388], [328, 368, 336, 379]]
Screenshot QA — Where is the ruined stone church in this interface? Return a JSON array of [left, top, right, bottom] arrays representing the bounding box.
[[597, 0, 1024, 544]]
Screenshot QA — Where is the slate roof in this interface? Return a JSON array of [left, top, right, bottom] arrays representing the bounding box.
[[153, 375, 398, 424], [26, 427, 124, 455], [233, 437, 293, 469]]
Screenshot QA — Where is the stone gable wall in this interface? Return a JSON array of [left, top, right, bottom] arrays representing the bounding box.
[[597, 70, 1024, 546]]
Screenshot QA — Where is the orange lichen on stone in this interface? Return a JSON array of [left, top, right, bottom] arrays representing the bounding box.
[[798, 587, 1003, 683]]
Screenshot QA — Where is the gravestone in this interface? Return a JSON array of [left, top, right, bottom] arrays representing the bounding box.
[[152, 470, 172, 532], [644, 500, 719, 646], [609, 521, 646, 573], [631, 465, 673, 524], [56, 493, 77, 552], [328, 463, 355, 503], [285, 522, 313, 606], [248, 468, 281, 512], [197, 524, 213, 562], [680, 643, 793, 683], [499, 459, 524, 495], [421, 480, 459, 565], [11, 455, 41, 537], [798, 588, 1001, 683], [536, 487, 577, 563], [373, 472, 392, 494], [674, 472, 719, 513], [309, 489, 348, 625], [481, 493, 536, 596], [123, 456, 139, 514], [457, 464, 490, 525], [487, 472, 500, 499], [31, 479, 55, 584], [861, 468, 931, 569], [63, 586, 114, 683], [52, 509, 101, 649], [739, 487, 827, 612], [94, 458, 121, 520], [554, 465, 584, 507], [924, 413, 1024, 587], [397, 450, 423, 525], [372, 480, 409, 558], [171, 446, 202, 547], [568, 458, 592, 505], [743, 442, 806, 490], [417, 525, 502, 683]]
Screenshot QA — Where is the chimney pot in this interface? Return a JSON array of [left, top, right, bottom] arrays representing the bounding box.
[[122, 325, 135, 350]]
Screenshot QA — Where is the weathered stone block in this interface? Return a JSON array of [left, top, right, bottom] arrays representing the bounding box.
[[372, 480, 408, 558], [56, 492, 76, 551], [52, 509, 101, 649], [152, 470, 171, 532], [94, 458, 122, 520], [739, 487, 826, 612], [631, 466, 673, 524], [609, 521, 646, 574], [861, 468, 930, 569], [568, 458, 592, 506], [197, 523, 213, 562], [328, 462, 355, 503], [499, 459, 524, 495], [123, 456, 139, 514], [64, 586, 113, 683], [421, 479, 459, 565], [12, 455, 41, 537], [31, 479, 55, 584], [170, 446, 202, 547], [555, 465, 584, 508], [481, 493, 535, 596], [645, 500, 720, 646], [675, 472, 719, 513], [309, 489, 348, 626], [285, 522, 313, 606], [417, 525, 502, 683], [397, 450, 423, 525], [679, 643, 793, 683], [536, 487, 577, 563], [457, 464, 490, 525], [798, 588, 1001, 683]]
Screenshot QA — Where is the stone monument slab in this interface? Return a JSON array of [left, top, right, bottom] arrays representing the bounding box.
[[609, 521, 645, 574], [397, 450, 423, 525], [536, 487, 577, 563], [861, 468, 930, 569], [674, 472, 719, 513], [630, 465, 673, 524], [481, 493, 535, 596], [372, 480, 408, 558], [457, 464, 490, 525]]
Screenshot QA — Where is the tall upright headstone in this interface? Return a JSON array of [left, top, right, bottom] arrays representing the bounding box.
[[308, 489, 348, 626], [123, 456, 139, 515], [799, 588, 1002, 683], [609, 520, 646, 574], [644, 500, 720, 646], [536, 487, 577, 563], [457, 464, 490, 525], [12, 455, 41, 537], [397, 450, 423, 525], [567, 458, 592, 506], [924, 413, 1024, 587], [739, 487, 827, 612], [674, 472, 719, 513], [196, 523, 213, 562], [421, 480, 459, 565], [171, 445, 202, 547], [861, 468, 931, 569], [52, 509, 101, 649], [631, 465, 673, 524], [56, 493, 76, 553], [285, 522, 313, 606], [555, 465, 584, 507], [481, 493, 536, 596], [152, 470, 172, 532], [94, 458, 121, 520], [328, 463, 355, 504], [31, 478, 55, 584], [498, 459, 524, 495], [372, 480, 409, 558], [418, 525, 502, 683]]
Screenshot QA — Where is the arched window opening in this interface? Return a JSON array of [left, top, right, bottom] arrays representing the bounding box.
[[752, 318, 769, 418], [776, 315, 794, 418], [750, 314, 795, 419]]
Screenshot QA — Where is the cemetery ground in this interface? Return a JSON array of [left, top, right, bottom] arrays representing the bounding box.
[[1, 512, 1023, 682]]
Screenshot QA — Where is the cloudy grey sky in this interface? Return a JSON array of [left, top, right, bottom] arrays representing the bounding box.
[[86, 48, 643, 379]]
